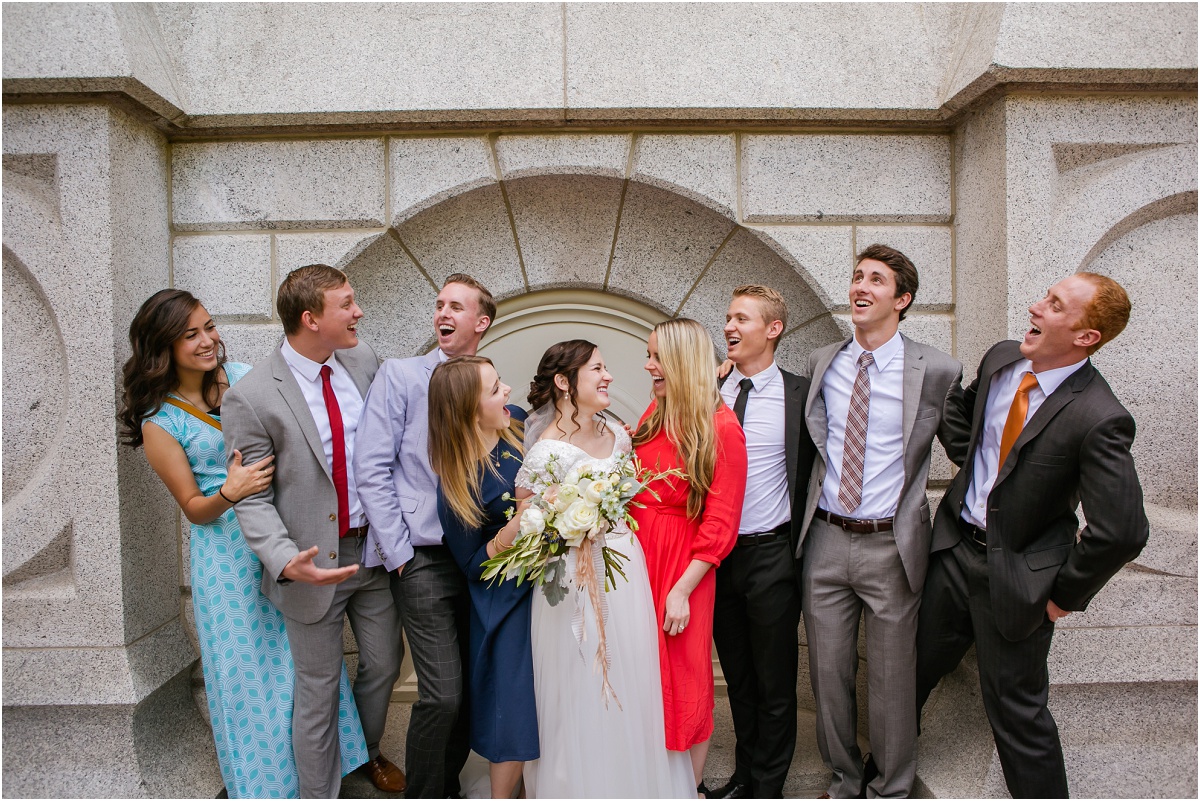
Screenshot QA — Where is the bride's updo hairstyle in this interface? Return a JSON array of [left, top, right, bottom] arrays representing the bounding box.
[[527, 339, 601, 437], [633, 318, 721, 519]]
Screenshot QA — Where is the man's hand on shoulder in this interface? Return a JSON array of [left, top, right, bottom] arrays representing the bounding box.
[[282, 545, 359, 585]]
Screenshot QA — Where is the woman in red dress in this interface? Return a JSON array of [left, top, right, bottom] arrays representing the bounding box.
[[630, 318, 748, 791]]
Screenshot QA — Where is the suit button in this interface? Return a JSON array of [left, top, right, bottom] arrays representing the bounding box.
[[328, 551, 337, 560], [329, 513, 337, 521]]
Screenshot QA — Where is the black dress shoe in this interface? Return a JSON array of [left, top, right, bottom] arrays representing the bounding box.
[[708, 780, 751, 799]]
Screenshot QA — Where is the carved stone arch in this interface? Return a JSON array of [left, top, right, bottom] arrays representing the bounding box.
[[1, 246, 76, 598], [343, 170, 843, 375], [1051, 142, 1199, 274]]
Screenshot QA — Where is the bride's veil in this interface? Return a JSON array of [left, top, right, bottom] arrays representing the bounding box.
[[523, 402, 556, 449]]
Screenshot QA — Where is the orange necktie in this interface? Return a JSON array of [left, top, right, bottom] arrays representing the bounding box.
[[998, 372, 1040, 469]]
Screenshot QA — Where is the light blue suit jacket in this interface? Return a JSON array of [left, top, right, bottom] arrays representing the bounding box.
[[354, 349, 444, 571]]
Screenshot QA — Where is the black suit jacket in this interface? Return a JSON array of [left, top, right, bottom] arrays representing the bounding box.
[[782, 369, 818, 555], [932, 340, 1149, 641]]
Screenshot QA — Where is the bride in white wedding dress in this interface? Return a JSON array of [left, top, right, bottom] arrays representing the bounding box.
[[515, 340, 696, 799]]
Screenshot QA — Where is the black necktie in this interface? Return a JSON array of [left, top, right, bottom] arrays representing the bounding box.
[[733, 377, 754, 426]]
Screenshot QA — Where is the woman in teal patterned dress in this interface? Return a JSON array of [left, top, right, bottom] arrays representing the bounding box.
[[119, 289, 368, 798]]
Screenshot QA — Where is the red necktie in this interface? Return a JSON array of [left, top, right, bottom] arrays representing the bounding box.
[[320, 365, 349, 537]]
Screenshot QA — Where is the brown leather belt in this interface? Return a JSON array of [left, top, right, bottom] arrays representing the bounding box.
[[814, 508, 894, 534], [343, 524, 370, 539]]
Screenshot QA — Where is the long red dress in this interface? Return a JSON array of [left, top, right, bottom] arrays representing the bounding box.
[[630, 401, 748, 751]]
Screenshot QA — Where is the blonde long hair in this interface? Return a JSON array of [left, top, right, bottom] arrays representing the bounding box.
[[633, 318, 721, 518], [428, 356, 524, 529]]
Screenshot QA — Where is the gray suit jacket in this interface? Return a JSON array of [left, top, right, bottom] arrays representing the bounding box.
[[222, 341, 380, 624], [798, 334, 967, 593], [931, 340, 1149, 640], [353, 350, 443, 572]]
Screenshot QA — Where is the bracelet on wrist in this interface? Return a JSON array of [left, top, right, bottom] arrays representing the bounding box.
[[218, 488, 237, 505]]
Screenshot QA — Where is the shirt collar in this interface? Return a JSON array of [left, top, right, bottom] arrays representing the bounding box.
[[847, 330, 903, 371], [1022, 356, 1088, 396], [281, 337, 336, 383], [728, 361, 780, 391]]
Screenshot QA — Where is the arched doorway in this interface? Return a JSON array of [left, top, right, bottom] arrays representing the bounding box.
[[478, 289, 667, 425]]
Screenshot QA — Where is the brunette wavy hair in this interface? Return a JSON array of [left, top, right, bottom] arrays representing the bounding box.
[[428, 356, 524, 529], [118, 289, 227, 448], [632, 318, 722, 518], [526, 339, 602, 438]]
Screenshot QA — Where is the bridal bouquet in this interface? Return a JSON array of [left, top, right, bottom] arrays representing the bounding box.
[[482, 451, 685, 706], [481, 451, 684, 606]]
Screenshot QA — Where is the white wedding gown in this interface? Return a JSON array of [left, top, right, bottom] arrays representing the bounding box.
[[517, 421, 696, 799]]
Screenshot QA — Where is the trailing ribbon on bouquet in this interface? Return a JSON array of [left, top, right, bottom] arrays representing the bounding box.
[[571, 537, 621, 709], [481, 450, 687, 703]]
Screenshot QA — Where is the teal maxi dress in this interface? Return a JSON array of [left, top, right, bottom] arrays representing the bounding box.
[[147, 362, 368, 798]]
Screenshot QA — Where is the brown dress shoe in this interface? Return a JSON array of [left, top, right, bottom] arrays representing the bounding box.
[[365, 754, 407, 793]]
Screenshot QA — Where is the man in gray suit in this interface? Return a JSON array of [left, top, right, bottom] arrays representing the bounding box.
[[223, 264, 406, 798], [799, 244, 966, 798], [354, 273, 496, 798], [916, 273, 1148, 798]]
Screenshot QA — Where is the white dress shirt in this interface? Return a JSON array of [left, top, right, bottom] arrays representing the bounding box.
[[721, 362, 791, 535], [819, 331, 906, 519], [963, 356, 1087, 529], [281, 338, 367, 527]]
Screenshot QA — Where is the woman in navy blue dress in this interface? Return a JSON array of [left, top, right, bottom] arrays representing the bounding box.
[[428, 355, 537, 799]]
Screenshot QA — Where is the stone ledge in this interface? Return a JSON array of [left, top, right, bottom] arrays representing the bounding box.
[[3, 617, 197, 707], [1049, 624, 1198, 685]]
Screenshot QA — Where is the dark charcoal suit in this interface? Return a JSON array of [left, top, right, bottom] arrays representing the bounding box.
[[713, 367, 817, 798], [916, 340, 1149, 798]]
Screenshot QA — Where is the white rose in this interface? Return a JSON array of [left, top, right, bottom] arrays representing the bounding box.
[[559, 499, 600, 546], [553, 482, 579, 512], [583, 478, 612, 505], [563, 469, 581, 486], [519, 506, 546, 537]]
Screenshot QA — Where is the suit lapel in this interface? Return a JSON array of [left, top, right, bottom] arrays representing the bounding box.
[[272, 349, 333, 481], [806, 337, 848, 460], [335, 348, 372, 399], [995, 359, 1094, 485], [962, 343, 1023, 478], [900, 336, 926, 457], [422, 349, 441, 377], [783, 370, 803, 497]]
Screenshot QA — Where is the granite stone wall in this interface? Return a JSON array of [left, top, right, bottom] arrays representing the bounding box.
[[2, 2, 1195, 797]]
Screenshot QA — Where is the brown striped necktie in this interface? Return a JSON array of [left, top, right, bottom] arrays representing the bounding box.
[[838, 351, 874, 514]]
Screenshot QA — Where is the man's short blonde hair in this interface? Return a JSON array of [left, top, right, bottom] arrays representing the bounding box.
[[732, 285, 788, 347]]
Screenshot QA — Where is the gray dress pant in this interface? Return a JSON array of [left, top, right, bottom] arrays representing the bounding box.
[[283, 534, 404, 798], [391, 544, 472, 799], [802, 517, 920, 798]]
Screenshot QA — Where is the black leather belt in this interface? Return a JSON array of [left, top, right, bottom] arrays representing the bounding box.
[[735, 522, 791, 547], [956, 516, 988, 550], [814, 508, 894, 534]]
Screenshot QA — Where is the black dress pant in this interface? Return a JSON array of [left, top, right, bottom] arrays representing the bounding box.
[[712, 535, 801, 798], [915, 537, 1069, 799]]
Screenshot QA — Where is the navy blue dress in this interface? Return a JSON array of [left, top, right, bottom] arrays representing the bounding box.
[[437, 405, 538, 763]]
